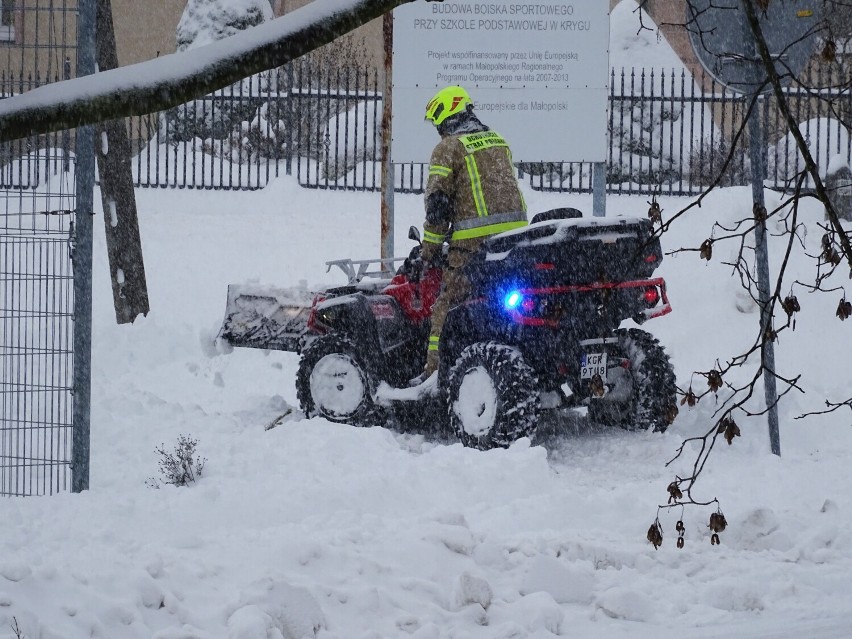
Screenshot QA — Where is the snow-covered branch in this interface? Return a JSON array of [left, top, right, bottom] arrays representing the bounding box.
[[0, 0, 413, 142]]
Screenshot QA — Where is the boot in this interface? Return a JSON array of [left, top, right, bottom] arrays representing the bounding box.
[[408, 371, 430, 387], [408, 350, 439, 387]]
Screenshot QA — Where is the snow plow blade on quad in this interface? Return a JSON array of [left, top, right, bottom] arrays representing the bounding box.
[[217, 283, 318, 352], [217, 258, 406, 353]]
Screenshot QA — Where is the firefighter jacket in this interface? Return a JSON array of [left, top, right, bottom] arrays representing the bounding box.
[[422, 129, 527, 261]]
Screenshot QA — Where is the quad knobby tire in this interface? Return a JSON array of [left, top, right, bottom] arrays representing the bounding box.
[[447, 342, 540, 450], [296, 335, 380, 425], [587, 328, 677, 432]]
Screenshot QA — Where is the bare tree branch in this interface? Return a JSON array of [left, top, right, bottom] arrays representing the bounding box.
[[650, 1, 852, 535], [742, 0, 852, 269], [0, 0, 414, 142]]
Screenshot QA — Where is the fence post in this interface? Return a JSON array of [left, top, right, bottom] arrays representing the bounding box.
[[72, 0, 96, 493], [63, 58, 71, 173], [748, 95, 781, 457], [380, 12, 394, 265], [592, 162, 606, 217]]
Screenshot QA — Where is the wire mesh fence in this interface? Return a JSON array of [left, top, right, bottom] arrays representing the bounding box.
[[0, 161, 77, 497], [0, 231, 74, 496], [0, 0, 80, 497]]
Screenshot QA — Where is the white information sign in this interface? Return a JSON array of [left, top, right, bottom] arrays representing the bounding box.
[[392, 0, 610, 163]]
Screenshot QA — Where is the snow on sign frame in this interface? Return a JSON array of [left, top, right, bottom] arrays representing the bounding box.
[[687, 0, 823, 95], [391, 0, 610, 164]]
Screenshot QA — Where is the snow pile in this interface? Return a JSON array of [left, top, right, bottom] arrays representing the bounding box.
[[1, 172, 851, 637], [176, 0, 274, 52], [769, 116, 852, 183], [166, 0, 282, 166], [1, 2, 852, 635], [322, 100, 379, 181]]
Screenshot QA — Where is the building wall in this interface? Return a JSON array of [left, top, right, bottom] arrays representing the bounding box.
[[112, 0, 185, 66], [112, 0, 383, 68], [639, 0, 704, 80], [0, 0, 384, 84], [273, 0, 382, 61], [3, 1, 695, 84], [1, 0, 79, 88]]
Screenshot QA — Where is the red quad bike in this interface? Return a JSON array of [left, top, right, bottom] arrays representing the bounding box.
[[219, 208, 678, 450]]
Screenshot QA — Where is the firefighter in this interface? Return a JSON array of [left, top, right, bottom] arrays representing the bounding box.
[[411, 85, 528, 386]]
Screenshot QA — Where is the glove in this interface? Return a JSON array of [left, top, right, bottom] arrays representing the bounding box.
[[421, 242, 441, 266], [400, 244, 425, 279]]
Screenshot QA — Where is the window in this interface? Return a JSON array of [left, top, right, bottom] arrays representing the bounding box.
[[1, 0, 15, 43]]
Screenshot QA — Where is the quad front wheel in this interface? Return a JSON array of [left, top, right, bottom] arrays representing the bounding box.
[[447, 342, 540, 450], [296, 335, 381, 425]]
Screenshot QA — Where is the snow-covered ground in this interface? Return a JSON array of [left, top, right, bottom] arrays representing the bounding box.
[[1, 171, 850, 638], [2, 1, 852, 637]]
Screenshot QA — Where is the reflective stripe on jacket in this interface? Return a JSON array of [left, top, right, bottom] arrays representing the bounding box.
[[423, 129, 527, 255]]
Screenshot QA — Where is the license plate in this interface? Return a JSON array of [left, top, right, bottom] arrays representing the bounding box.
[[581, 352, 607, 379]]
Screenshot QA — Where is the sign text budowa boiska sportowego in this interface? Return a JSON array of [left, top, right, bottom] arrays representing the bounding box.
[[424, 2, 589, 35], [391, 1, 610, 164]]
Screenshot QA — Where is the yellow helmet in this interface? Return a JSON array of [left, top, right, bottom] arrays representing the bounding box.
[[425, 86, 473, 126]]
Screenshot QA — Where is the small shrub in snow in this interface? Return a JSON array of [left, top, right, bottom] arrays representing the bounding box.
[[320, 99, 379, 181], [161, 32, 375, 169], [687, 136, 749, 187], [10, 617, 25, 639], [608, 94, 688, 187], [767, 117, 852, 186], [147, 434, 207, 488]]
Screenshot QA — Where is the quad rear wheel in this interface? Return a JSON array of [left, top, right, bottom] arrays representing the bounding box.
[[296, 335, 381, 425], [586, 328, 677, 432], [447, 342, 540, 450]]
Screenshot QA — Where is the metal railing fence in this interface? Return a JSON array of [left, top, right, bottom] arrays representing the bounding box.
[[3, 63, 850, 197], [122, 60, 427, 193], [79, 62, 851, 196], [530, 64, 852, 196]]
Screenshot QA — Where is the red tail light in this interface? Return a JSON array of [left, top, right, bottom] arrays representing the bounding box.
[[644, 254, 658, 263], [643, 286, 660, 306]]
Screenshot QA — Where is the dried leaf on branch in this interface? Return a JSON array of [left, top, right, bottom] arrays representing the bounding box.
[[700, 239, 713, 261], [753, 203, 768, 224], [717, 417, 741, 445], [781, 295, 800, 318], [709, 511, 728, 533], [647, 519, 664, 549], [707, 369, 723, 393], [648, 197, 662, 224], [667, 481, 683, 504], [665, 404, 680, 424], [821, 39, 837, 62], [822, 234, 842, 266]]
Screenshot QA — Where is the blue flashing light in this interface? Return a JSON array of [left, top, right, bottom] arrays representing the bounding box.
[[504, 291, 522, 310]]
